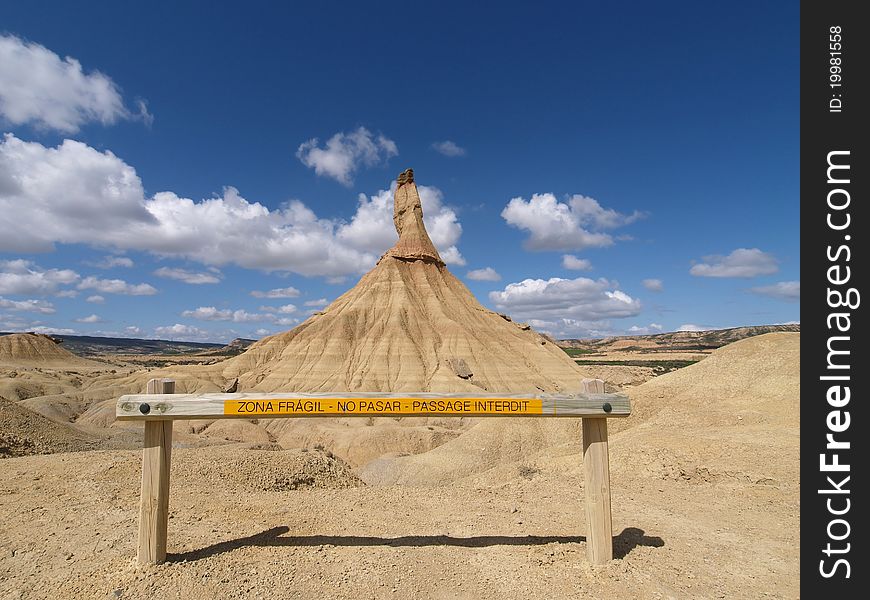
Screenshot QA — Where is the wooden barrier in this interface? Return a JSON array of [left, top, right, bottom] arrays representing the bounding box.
[[121, 378, 629, 565]]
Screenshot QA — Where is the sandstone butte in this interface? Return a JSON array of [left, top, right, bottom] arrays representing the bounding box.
[[0, 332, 102, 368], [176, 168, 585, 394]]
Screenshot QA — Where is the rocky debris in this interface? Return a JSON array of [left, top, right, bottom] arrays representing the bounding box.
[[447, 358, 473, 379], [171, 447, 363, 492], [0, 398, 99, 458]]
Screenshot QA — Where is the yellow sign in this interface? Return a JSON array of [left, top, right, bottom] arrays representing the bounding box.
[[223, 398, 543, 416]]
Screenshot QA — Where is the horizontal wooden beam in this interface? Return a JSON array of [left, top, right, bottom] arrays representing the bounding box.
[[116, 391, 631, 420]]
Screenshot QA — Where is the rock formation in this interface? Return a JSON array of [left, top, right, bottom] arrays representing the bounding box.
[[210, 169, 584, 393], [0, 333, 99, 367]]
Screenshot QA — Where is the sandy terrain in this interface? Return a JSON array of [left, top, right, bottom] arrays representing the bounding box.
[[0, 333, 799, 599]]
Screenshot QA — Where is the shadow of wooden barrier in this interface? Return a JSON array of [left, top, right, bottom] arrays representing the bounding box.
[[118, 378, 630, 566]]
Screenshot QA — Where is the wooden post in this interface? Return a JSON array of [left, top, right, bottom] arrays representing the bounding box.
[[138, 378, 175, 564], [582, 378, 612, 564]]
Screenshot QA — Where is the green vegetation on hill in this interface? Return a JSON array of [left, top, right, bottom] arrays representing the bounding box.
[[573, 358, 700, 374], [561, 347, 595, 357]]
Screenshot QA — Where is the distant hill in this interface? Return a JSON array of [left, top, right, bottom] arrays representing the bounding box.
[[0, 332, 102, 366], [197, 338, 257, 356], [0, 332, 240, 357], [559, 324, 800, 352]]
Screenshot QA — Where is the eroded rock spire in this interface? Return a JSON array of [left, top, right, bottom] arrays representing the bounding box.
[[384, 168, 444, 265]]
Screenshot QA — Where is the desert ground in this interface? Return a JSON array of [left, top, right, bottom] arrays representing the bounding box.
[[1, 330, 799, 599]]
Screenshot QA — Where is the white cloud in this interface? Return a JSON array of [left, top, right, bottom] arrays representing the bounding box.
[[562, 255, 592, 271], [525, 318, 618, 339], [55, 290, 78, 298], [228, 310, 272, 323], [749, 280, 800, 302], [254, 328, 272, 336], [0, 297, 55, 314], [0, 135, 465, 277], [338, 183, 465, 265], [466, 267, 501, 281], [296, 127, 398, 185], [93, 255, 134, 269], [431, 141, 466, 157], [154, 266, 221, 284], [29, 325, 76, 335], [74, 314, 104, 323], [690, 248, 778, 278], [439, 246, 466, 266], [124, 326, 142, 336], [642, 278, 663, 292], [260, 304, 297, 314], [77, 276, 157, 295], [489, 276, 642, 323], [0, 134, 155, 253], [501, 193, 643, 251], [0, 34, 148, 133], [86, 295, 105, 303], [181, 306, 276, 323], [250, 286, 301, 299], [0, 259, 79, 295], [180, 306, 231, 320], [677, 324, 716, 332], [627, 323, 664, 335], [153, 323, 210, 340], [303, 298, 329, 307]]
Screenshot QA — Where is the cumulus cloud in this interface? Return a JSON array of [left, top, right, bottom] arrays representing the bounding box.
[[677, 324, 716, 332], [562, 255, 592, 271], [690, 248, 778, 278], [749, 280, 800, 302], [431, 141, 466, 157], [30, 325, 76, 335], [153, 323, 211, 340], [93, 255, 134, 269], [259, 304, 297, 314], [0, 297, 56, 314], [0, 259, 79, 295], [338, 183, 465, 265], [466, 267, 501, 281], [74, 314, 104, 323], [296, 127, 397, 185], [77, 276, 157, 295], [642, 278, 663, 292], [0, 135, 465, 277], [439, 246, 466, 266], [489, 276, 642, 322], [627, 323, 664, 335], [154, 267, 221, 284], [303, 298, 329, 307], [181, 306, 279, 323], [0, 34, 149, 133], [250, 286, 301, 299], [501, 193, 644, 251], [0, 135, 155, 253], [525, 318, 618, 339]]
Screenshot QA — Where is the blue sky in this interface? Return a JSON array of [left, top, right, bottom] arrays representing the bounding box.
[[0, 2, 799, 342]]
